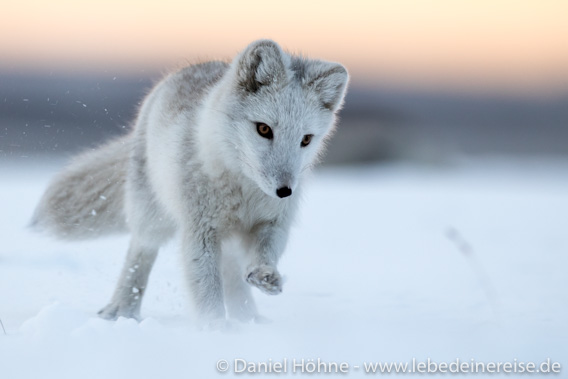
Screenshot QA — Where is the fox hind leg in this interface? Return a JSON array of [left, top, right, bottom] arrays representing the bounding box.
[[98, 236, 160, 320]]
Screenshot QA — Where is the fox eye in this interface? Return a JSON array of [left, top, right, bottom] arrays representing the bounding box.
[[256, 123, 273, 140], [301, 134, 313, 147]]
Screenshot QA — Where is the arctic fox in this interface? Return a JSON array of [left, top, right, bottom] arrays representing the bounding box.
[[32, 39, 349, 325]]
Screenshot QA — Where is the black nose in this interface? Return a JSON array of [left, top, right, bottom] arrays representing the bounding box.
[[276, 186, 292, 198]]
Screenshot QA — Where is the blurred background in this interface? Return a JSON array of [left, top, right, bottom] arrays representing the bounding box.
[[1, 0, 567, 163]]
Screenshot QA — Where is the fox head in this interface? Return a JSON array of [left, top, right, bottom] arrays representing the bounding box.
[[212, 39, 349, 199]]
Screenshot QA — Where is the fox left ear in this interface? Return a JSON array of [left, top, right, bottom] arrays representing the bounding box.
[[304, 62, 349, 112]]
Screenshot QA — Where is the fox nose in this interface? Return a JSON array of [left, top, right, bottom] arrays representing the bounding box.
[[276, 186, 292, 198]]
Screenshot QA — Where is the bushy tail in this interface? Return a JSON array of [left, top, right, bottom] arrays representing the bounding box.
[[31, 135, 133, 240]]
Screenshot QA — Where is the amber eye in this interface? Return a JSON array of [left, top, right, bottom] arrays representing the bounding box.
[[256, 123, 273, 139], [301, 134, 313, 147]]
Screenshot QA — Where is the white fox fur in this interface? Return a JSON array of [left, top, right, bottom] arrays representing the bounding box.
[[32, 39, 349, 325]]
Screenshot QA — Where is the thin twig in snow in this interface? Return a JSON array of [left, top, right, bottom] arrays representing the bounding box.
[[446, 227, 500, 322]]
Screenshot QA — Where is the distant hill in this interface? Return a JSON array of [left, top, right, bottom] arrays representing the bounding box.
[[1, 71, 567, 163]]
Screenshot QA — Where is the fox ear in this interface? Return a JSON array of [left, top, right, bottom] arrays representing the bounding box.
[[235, 40, 288, 93], [304, 62, 349, 112]]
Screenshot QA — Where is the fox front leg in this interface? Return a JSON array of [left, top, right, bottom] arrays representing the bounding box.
[[182, 226, 226, 325], [245, 221, 289, 295]]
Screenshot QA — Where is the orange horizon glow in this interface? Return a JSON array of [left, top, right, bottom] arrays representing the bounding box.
[[2, 0, 568, 93]]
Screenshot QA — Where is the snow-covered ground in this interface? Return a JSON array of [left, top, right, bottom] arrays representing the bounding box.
[[0, 158, 566, 378]]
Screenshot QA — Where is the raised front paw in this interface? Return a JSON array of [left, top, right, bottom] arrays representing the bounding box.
[[246, 265, 282, 295]]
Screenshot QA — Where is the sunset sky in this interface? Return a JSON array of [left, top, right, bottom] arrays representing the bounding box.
[[2, 0, 567, 92]]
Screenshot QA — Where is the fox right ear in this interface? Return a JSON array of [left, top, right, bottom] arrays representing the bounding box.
[[235, 40, 288, 93]]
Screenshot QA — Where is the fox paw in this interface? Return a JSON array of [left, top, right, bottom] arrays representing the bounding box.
[[98, 303, 140, 321], [203, 318, 241, 333], [246, 265, 282, 295]]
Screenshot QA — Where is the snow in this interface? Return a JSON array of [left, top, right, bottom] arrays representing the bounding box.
[[0, 158, 567, 378]]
